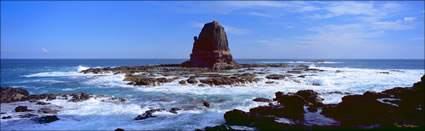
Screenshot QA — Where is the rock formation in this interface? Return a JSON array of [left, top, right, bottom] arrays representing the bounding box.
[[182, 20, 239, 70]]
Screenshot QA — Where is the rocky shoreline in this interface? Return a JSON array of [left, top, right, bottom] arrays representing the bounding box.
[[2, 74, 423, 130], [198, 75, 424, 130], [1, 87, 126, 123], [80, 64, 325, 87]]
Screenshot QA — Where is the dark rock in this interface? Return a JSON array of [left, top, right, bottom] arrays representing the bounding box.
[[114, 128, 124, 131], [1, 87, 29, 103], [312, 83, 320, 86], [203, 101, 211, 108], [274, 93, 305, 120], [295, 90, 323, 106], [298, 75, 306, 78], [378, 72, 390, 74], [187, 77, 198, 84], [2, 116, 12, 119], [265, 81, 275, 84], [265, 74, 285, 80], [182, 20, 239, 70], [47, 94, 57, 100], [178, 80, 186, 85], [35, 101, 50, 105], [38, 108, 59, 114], [224, 109, 250, 126], [70, 93, 92, 102], [134, 112, 155, 120], [34, 115, 59, 124], [321, 94, 396, 127], [15, 106, 33, 112], [199, 73, 258, 86], [19, 113, 38, 118], [134, 109, 165, 120], [115, 128, 125, 131], [169, 108, 181, 114], [287, 70, 302, 74], [249, 105, 286, 118], [307, 106, 318, 112], [252, 98, 272, 103]]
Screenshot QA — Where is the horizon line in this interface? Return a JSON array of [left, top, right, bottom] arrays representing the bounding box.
[[1, 58, 424, 60]]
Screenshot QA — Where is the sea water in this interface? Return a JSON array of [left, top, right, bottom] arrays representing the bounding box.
[[1, 59, 424, 130]]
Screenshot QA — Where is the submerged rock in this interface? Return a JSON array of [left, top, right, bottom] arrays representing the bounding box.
[[252, 98, 272, 103], [265, 74, 285, 80], [15, 106, 33, 112], [203, 101, 211, 108], [38, 108, 59, 114], [19, 113, 38, 118], [2, 116, 12, 119], [182, 21, 239, 70], [33, 115, 59, 124]]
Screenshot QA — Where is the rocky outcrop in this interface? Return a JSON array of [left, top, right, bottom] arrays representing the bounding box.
[[220, 75, 425, 129], [182, 21, 239, 70], [1, 87, 29, 103]]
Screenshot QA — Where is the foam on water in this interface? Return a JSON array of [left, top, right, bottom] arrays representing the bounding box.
[[260, 61, 341, 64], [3, 64, 424, 130]]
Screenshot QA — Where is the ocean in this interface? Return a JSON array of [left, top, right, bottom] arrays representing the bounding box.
[[1, 59, 424, 130]]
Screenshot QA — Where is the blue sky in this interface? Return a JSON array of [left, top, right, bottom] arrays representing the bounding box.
[[1, 1, 424, 59]]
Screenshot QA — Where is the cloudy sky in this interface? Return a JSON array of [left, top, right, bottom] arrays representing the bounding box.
[[1, 1, 424, 59]]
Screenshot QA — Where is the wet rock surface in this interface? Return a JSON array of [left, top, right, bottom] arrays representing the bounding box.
[[33, 115, 59, 124], [15, 106, 33, 112], [1, 87, 127, 121], [199, 73, 259, 86], [219, 75, 425, 130]]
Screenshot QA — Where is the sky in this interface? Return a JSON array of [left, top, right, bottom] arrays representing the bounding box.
[[1, 1, 424, 59]]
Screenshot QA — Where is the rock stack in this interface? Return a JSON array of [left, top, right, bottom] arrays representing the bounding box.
[[182, 20, 239, 70]]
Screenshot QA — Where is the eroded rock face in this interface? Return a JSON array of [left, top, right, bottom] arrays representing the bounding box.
[[182, 21, 239, 70]]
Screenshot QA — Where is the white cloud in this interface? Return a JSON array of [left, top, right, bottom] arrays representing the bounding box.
[[371, 20, 412, 30], [247, 12, 274, 18], [256, 40, 281, 46], [222, 25, 250, 35], [219, 1, 320, 18], [41, 48, 48, 53], [404, 17, 416, 21], [192, 22, 204, 28], [223, 1, 288, 8]]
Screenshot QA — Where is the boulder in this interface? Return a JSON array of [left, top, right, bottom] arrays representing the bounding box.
[[2, 116, 12, 119], [224, 109, 250, 126], [19, 113, 38, 118], [1, 87, 29, 103], [187, 77, 198, 84], [295, 90, 323, 106], [15, 106, 33, 112], [33, 115, 59, 124], [265, 74, 285, 80], [182, 20, 239, 70], [252, 98, 272, 103], [203, 101, 211, 108], [38, 108, 59, 114]]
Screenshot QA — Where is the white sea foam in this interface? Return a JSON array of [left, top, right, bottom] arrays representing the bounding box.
[[260, 61, 341, 64], [4, 65, 423, 130]]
